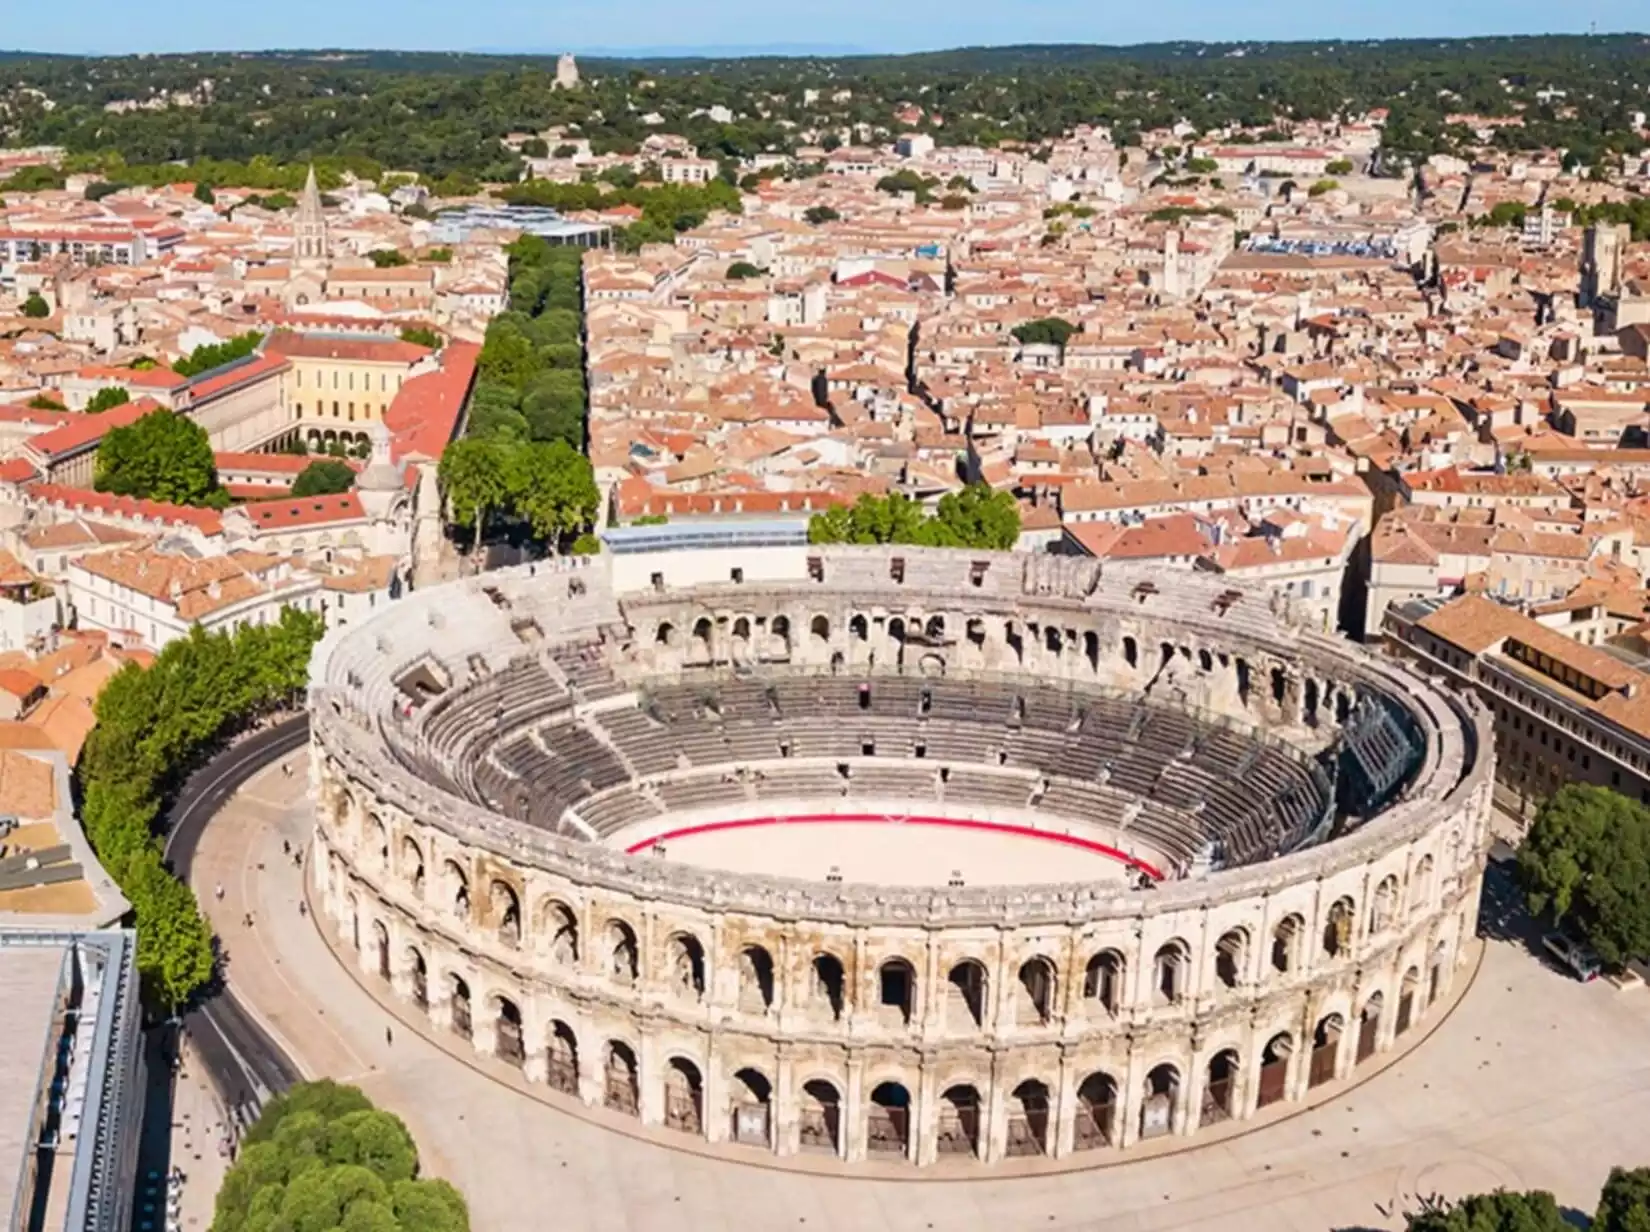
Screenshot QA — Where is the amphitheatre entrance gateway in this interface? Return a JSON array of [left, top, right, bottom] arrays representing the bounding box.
[[307, 541, 1492, 1170]]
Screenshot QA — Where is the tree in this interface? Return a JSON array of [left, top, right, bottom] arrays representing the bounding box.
[[437, 438, 511, 552], [927, 483, 1021, 550], [1326, 157, 1355, 174], [1517, 784, 1650, 966], [95, 410, 223, 506], [505, 440, 598, 548], [1405, 1190, 1569, 1232], [809, 484, 1019, 549], [1307, 178, 1340, 197], [213, 1081, 468, 1232], [192, 181, 216, 204], [726, 261, 764, 280], [399, 326, 443, 349], [369, 248, 410, 268], [1596, 1166, 1650, 1232], [86, 385, 131, 413], [1011, 317, 1077, 349], [291, 459, 356, 497], [173, 331, 262, 377], [803, 205, 840, 226], [21, 292, 50, 318]]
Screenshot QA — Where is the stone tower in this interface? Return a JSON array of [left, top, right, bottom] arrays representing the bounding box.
[[1581, 222, 1627, 305], [555, 53, 580, 91], [294, 165, 330, 267]]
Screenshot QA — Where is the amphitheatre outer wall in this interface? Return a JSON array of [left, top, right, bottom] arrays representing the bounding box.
[[306, 544, 1493, 1169]]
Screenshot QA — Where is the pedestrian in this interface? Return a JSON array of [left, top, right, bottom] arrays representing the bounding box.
[[214, 883, 224, 902], [385, 1025, 393, 1046], [282, 763, 293, 779], [282, 839, 291, 856], [298, 901, 307, 917], [243, 913, 253, 928]]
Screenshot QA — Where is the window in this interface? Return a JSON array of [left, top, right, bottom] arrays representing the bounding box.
[[730, 567, 744, 583]]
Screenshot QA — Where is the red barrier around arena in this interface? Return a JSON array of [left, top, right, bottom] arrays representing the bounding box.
[[622, 813, 1165, 880]]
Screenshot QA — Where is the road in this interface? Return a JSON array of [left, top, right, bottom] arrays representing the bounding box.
[[163, 716, 310, 1129]]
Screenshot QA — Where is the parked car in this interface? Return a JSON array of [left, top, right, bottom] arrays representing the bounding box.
[[1542, 930, 1602, 982]]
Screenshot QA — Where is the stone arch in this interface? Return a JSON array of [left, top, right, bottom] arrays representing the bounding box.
[[1122, 635, 1139, 669], [663, 1057, 704, 1135], [729, 1067, 772, 1147], [809, 952, 846, 1020], [798, 1078, 842, 1156], [1323, 896, 1356, 958], [738, 944, 775, 1014], [1357, 991, 1384, 1062], [888, 616, 907, 646], [945, 959, 988, 1030], [1429, 938, 1450, 1004], [937, 1083, 983, 1158], [1309, 1012, 1345, 1087], [491, 992, 525, 1066], [1236, 656, 1253, 705], [810, 614, 831, 644], [448, 973, 473, 1040], [1084, 949, 1125, 1014], [1006, 1078, 1052, 1157], [368, 814, 389, 870], [925, 614, 946, 640], [1369, 874, 1401, 933], [400, 836, 425, 897], [731, 615, 751, 644], [1201, 1048, 1240, 1126], [1153, 939, 1191, 1004], [489, 878, 521, 948], [345, 891, 360, 951], [371, 919, 390, 981], [1140, 1063, 1180, 1140], [546, 1020, 579, 1094], [1073, 1071, 1118, 1150], [404, 945, 428, 1010], [1044, 625, 1063, 654], [605, 919, 639, 984], [1271, 913, 1305, 974], [1397, 967, 1421, 1035], [602, 1041, 639, 1115], [1409, 855, 1435, 915], [1270, 664, 1288, 708], [1257, 1031, 1292, 1107], [876, 957, 917, 1027], [655, 620, 676, 646], [666, 931, 706, 999], [1198, 647, 1214, 673], [771, 614, 791, 652], [866, 1080, 911, 1160], [539, 899, 579, 965], [1214, 926, 1248, 989], [1083, 629, 1100, 672], [689, 616, 713, 664], [441, 859, 469, 920], [849, 613, 869, 641], [1016, 955, 1057, 1025]]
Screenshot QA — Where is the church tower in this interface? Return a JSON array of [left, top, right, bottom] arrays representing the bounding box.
[[294, 165, 330, 267]]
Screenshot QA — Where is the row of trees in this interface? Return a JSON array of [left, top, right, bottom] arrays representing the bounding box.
[[174, 331, 264, 377], [1517, 784, 1650, 967], [500, 178, 742, 251], [437, 437, 598, 554], [212, 1080, 468, 1232], [1406, 1166, 1650, 1231], [79, 610, 323, 1008], [95, 409, 228, 508], [807, 485, 1021, 551]]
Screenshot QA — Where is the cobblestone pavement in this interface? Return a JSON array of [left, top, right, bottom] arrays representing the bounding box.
[[191, 755, 1650, 1232]]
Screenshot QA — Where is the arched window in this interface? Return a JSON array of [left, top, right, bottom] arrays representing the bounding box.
[[603, 1041, 639, 1115], [489, 879, 521, 947], [493, 995, 524, 1066], [937, 1084, 982, 1158], [546, 1020, 579, 1094], [1140, 1064, 1180, 1140], [810, 614, 831, 643], [1257, 1032, 1291, 1107], [1201, 1049, 1240, 1126], [1309, 1013, 1344, 1087], [1006, 1079, 1052, 1157], [1153, 940, 1190, 1004], [799, 1079, 842, 1156], [810, 953, 846, 1020], [866, 1082, 911, 1159], [738, 945, 775, 1013], [667, 933, 706, 999], [1214, 927, 1248, 990], [730, 1068, 772, 1147], [655, 621, 675, 646], [1073, 1072, 1117, 1149], [1084, 949, 1125, 1014], [876, 958, 917, 1027], [1322, 897, 1355, 959], [449, 974, 472, 1040], [1369, 875, 1401, 934], [541, 901, 579, 966], [605, 920, 638, 984], [945, 960, 987, 1030], [1016, 956, 1056, 1025], [664, 1057, 704, 1135], [1271, 914, 1304, 974]]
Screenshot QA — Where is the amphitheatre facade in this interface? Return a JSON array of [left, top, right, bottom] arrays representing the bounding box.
[[307, 536, 1492, 1169]]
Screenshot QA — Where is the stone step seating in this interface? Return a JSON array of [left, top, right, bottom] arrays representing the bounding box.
[[656, 776, 745, 813], [944, 768, 1038, 811], [1128, 803, 1211, 869], [573, 787, 662, 836], [588, 710, 680, 777], [751, 766, 844, 799], [550, 641, 626, 701], [845, 765, 939, 800], [1038, 779, 1132, 829], [494, 723, 630, 826]]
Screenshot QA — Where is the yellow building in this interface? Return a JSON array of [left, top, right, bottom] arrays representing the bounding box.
[[266, 331, 434, 451]]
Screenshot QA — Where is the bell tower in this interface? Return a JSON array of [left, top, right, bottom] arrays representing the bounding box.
[[294, 165, 330, 268]]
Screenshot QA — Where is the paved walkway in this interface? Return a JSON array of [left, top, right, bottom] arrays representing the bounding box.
[[192, 755, 1650, 1232]]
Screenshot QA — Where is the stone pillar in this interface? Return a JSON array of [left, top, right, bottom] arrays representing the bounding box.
[[774, 1046, 797, 1157], [843, 1055, 867, 1163], [914, 1061, 940, 1166], [1117, 1046, 1146, 1148], [638, 1034, 663, 1128], [522, 1001, 547, 1085], [983, 1056, 1009, 1163], [1052, 1053, 1076, 1158]]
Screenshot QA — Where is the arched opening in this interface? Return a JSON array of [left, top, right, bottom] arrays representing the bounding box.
[[655, 621, 675, 646], [1270, 665, 1288, 708], [1153, 940, 1190, 1004], [661, 932, 704, 999], [1271, 914, 1304, 974], [664, 1057, 704, 1135], [937, 1084, 982, 1158], [876, 958, 916, 1027], [810, 614, 831, 644], [925, 614, 946, 640], [449, 974, 472, 1040], [739, 945, 775, 1014], [1429, 940, 1448, 1004], [490, 879, 521, 948], [1073, 1072, 1118, 1149], [850, 613, 869, 641], [401, 837, 425, 898], [543, 900, 579, 966], [888, 616, 906, 647], [442, 859, 469, 920], [605, 920, 639, 984], [1084, 630, 1100, 672], [494, 995, 525, 1067], [730, 1068, 772, 1147], [1369, 875, 1401, 934], [407, 947, 428, 1010], [1045, 625, 1063, 655], [1409, 855, 1434, 916], [1084, 950, 1125, 1014], [603, 1041, 639, 1115], [1396, 967, 1420, 1035], [810, 953, 846, 1020], [1214, 928, 1248, 990], [1357, 992, 1384, 1063], [1309, 1013, 1344, 1087], [1322, 896, 1355, 959], [799, 1079, 842, 1156], [731, 616, 751, 642], [1198, 647, 1214, 673], [1006, 1079, 1051, 1157], [1304, 677, 1321, 725], [690, 617, 713, 664], [369, 817, 389, 869], [1257, 1032, 1291, 1107], [1016, 956, 1056, 1025], [373, 920, 390, 981], [1201, 1049, 1240, 1126], [1159, 640, 1175, 670], [966, 617, 986, 648], [771, 614, 791, 654], [1140, 1064, 1180, 1140], [945, 960, 987, 1030], [547, 1020, 579, 1095], [1236, 657, 1252, 705], [1122, 635, 1138, 669], [866, 1081, 911, 1159]]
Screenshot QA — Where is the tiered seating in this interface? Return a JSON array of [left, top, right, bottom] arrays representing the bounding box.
[[576, 788, 662, 836], [591, 710, 680, 777], [551, 641, 626, 700], [945, 768, 1036, 811]]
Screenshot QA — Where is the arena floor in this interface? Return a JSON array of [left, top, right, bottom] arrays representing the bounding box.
[[614, 814, 1158, 886]]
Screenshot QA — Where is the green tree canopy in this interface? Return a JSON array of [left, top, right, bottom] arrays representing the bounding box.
[[21, 292, 50, 318], [803, 204, 840, 225], [1517, 783, 1650, 966], [213, 1081, 468, 1232], [1596, 1166, 1650, 1232], [95, 409, 224, 507], [193, 180, 216, 204], [174, 331, 263, 377], [1011, 317, 1077, 349], [86, 385, 131, 413], [726, 260, 764, 280], [399, 326, 442, 349], [369, 248, 410, 268], [437, 438, 512, 552], [291, 459, 356, 498], [1405, 1190, 1569, 1232], [504, 440, 599, 548], [808, 484, 1020, 550]]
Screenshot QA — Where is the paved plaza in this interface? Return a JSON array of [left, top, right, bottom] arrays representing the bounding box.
[[190, 755, 1650, 1232]]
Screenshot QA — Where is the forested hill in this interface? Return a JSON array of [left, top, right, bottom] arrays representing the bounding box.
[[0, 35, 1645, 181]]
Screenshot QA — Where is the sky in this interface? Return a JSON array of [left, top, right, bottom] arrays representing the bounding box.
[[5, 0, 1624, 57]]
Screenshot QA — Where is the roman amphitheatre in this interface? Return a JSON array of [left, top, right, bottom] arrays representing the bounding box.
[[305, 535, 1491, 1171]]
